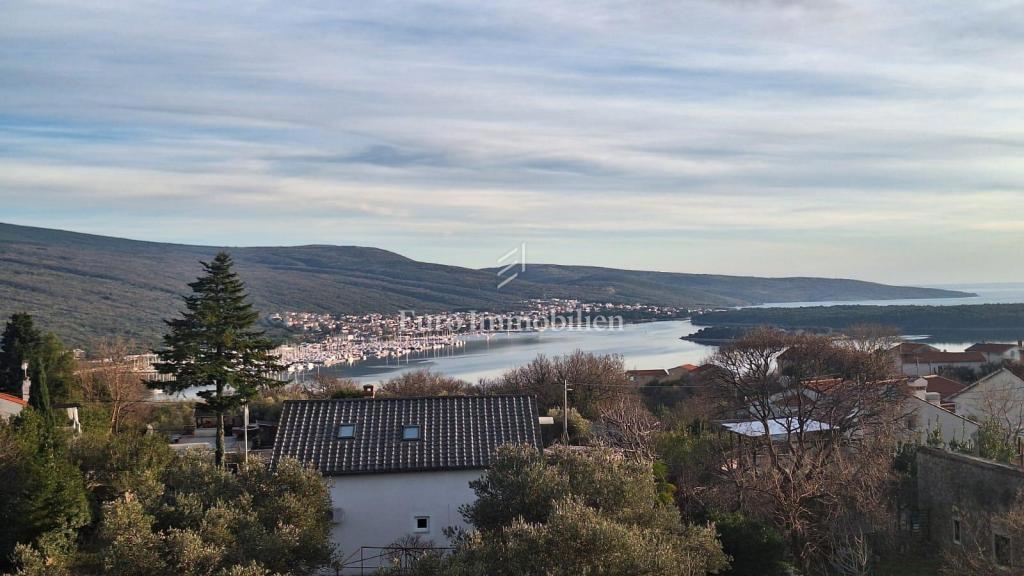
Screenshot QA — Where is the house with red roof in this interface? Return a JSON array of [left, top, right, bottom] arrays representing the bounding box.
[[902, 387, 979, 448], [899, 350, 987, 377], [966, 342, 1023, 365], [666, 363, 700, 379], [948, 368, 1024, 438], [892, 342, 939, 356], [0, 391, 28, 420], [919, 375, 969, 400], [625, 368, 670, 385]]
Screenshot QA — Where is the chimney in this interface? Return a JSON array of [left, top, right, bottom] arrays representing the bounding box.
[[362, 384, 376, 398], [20, 361, 30, 402], [925, 391, 941, 406], [909, 377, 927, 400]]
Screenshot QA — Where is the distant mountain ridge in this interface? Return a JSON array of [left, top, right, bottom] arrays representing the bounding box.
[[0, 222, 971, 347]]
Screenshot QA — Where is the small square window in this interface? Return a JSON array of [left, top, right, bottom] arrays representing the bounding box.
[[337, 424, 356, 439], [402, 425, 421, 441], [414, 516, 430, 533]]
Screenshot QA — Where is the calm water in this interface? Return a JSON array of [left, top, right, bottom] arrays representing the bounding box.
[[754, 283, 1024, 352], [320, 320, 713, 384], [314, 283, 1024, 385]]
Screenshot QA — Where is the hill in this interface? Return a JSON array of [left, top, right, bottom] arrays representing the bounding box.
[[488, 264, 967, 307], [690, 304, 1024, 342], [0, 223, 971, 347]]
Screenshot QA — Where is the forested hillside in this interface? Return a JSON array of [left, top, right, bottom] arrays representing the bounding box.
[[0, 223, 970, 346]]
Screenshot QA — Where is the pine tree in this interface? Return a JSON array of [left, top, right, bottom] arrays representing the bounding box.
[[150, 252, 286, 466], [0, 313, 41, 396], [29, 359, 52, 415], [28, 334, 75, 414]]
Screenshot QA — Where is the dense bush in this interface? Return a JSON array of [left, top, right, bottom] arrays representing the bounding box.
[[410, 444, 728, 576], [379, 370, 475, 397], [1, 409, 334, 576], [480, 351, 631, 419], [712, 512, 789, 576], [0, 411, 90, 565]]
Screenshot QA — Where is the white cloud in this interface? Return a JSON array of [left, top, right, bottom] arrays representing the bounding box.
[[2, 0, 1024, 283]]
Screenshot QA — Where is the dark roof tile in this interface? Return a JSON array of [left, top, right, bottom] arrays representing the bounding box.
[[271, 395, 541, 476]]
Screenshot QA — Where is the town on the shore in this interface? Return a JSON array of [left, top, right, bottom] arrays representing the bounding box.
[[266, 300, 689, 371]]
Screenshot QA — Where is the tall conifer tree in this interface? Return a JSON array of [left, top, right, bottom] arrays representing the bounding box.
[[151, 252, 285, 466], [0, 313, 41, 396]]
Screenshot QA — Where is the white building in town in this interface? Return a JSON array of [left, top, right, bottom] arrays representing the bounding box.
[[902, 377, 979, 447], [948, 368, 1024, 437], [272, 394, 542, 574], [899, 350, 987, 377], [965, 342, 1023, 365]]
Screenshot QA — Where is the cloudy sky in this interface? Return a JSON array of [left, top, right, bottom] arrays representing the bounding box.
[[3, 1, 1024, 284]]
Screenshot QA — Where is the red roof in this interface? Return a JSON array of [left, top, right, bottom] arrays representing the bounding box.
[[966, 343, 1018, 353], [692, 364, 725, 375], [902, 351, 986, 364], [922, 375, 968, 400], [0, 392, 27, 407], [803, 378, 845, 394], [676, 364, 699, 372]]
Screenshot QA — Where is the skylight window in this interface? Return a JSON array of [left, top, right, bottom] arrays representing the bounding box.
[[402, 425, 421, 441], [337, 424, 356, 439]]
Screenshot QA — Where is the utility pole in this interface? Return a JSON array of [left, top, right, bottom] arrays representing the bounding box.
[[20, 361, 30, 403], [562, 379, 572, 445]]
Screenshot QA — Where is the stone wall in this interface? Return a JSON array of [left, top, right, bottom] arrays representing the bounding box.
[[917, 447, 1024, 569]]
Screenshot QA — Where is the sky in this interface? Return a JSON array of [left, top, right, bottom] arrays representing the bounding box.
[[2, 1, 1024, 285]]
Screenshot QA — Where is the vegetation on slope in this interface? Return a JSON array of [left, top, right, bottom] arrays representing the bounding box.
[[0, 222, 970, 346], [692, 303, 1024, 341], [496, 263, 970, 307]]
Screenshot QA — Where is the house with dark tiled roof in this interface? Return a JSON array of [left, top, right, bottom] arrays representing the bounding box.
[[272, 394, 542, 573]]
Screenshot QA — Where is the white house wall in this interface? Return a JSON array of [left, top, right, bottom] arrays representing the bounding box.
[[329, 469, 481, 573], [904, 397, 978, 447], [952, 370, 1024, 434], [0, 400, 24, 420], [901, 361, 984, 377]]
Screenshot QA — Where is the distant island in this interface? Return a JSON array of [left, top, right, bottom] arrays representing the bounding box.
[[0, 222, 972, 346], [689, 303, 1024, 342]]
